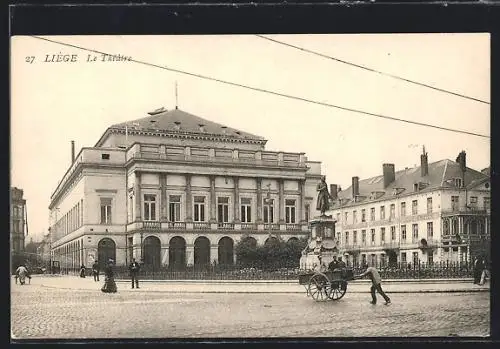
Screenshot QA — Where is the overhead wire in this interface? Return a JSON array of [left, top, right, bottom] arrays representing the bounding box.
[[255, 34, 490, 105], [30, 36, 490, 139]]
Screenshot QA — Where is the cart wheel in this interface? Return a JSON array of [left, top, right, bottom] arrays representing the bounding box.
[[328, 280, 347, 301], [308, 274, 331, 302]]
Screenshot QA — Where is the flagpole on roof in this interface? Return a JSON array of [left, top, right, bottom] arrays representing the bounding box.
[[175, 81, 178, 109]]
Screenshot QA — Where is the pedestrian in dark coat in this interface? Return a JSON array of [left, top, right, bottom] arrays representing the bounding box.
[[356, 263, 391, 305], [101, 259, 117, 293], [128, 258, 141, 289], [473, 257, 484, 284], [92, 261, 100, 282], [79, 264, 86, 278]]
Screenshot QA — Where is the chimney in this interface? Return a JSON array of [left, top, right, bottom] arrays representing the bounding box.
[[330, 184, 338, 200], [420, 145, 429, 177], [456, 150, 466, 173], [382, 164, 395, 188], [71, 140, 75, 163], [352, 177, 359, 198]]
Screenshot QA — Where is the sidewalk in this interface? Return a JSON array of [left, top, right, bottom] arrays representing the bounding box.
[[18, 275, 490, 294]]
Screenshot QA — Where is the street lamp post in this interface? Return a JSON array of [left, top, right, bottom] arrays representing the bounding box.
[[140, 232, 144, 263], [264, 184, 272, 238]]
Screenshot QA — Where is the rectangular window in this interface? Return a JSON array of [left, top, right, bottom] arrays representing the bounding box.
[[427, 197, 433, 213], [391, 226, 396, 241], [381, 254, 386, 267], [427, 222, 433, 239], [143, 194, 156, 221], [169, 195, 182, 222], [370, 229, 375, 243], [412, 223, 419, 241], [401, 252, 407, 264], [194, 196, 206, 222], [362, 254, 367, 265], [401, 202, 406, 216], [390, 204, 395, 218], [427, 253, 433, 265], [285, 199, 296, 224], [484, 197, 490, 210], [100, 198, 112, 224], [370, 208, 375, 221], [361, 209, 366, 222], [469, 196, 478, 208], [381, 227, 386, 243], [361, 230, 366, 245], [412, 200, 418, 215], [344, 212, 349, 222], [413, 252, 419, 265], [345, 231, 349, 245], [380, 206, 385, 220], [241, 198, 252, 223], [401, 225, 407, 241], [353, 231, 357, 244], [451, 196, 459, 211], [305, 204, 310, 223], [353, 210, 358, 223], [264, 198, 274, 223], [336, 213, 340, 222], [217, 197, 229, 223]]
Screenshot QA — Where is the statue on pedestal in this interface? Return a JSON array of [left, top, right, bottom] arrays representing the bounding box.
[[316, 175, 331, 216]]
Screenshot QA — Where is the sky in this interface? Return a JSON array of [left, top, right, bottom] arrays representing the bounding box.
[[11, 34, 490, 242]]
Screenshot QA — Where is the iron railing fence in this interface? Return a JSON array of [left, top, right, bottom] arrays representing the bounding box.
[[96, 261, 479, 280]]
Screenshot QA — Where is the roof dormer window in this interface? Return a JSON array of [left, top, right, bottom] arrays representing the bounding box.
[[174, 121, 181, 131], [198, 124, 205, 133], [453, 178, 463, 188]]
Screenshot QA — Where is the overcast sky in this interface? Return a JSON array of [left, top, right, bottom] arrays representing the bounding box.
[[11, 34, 490, 242]]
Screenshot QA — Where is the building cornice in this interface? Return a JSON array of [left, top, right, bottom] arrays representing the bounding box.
[[96, 127, 268, 147]]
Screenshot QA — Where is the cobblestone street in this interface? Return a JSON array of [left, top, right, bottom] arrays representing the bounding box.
[[11, 281, 490, 339]]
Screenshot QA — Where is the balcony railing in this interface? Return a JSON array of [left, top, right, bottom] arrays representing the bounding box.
[[264, 224, 280, 230], [167, 222, 186, 229], [241, 223, 257, 230], [441, 206, 489, 215], [285, 224, 301, 231], [142, 221, 161, 230], [217, 223, 235, 230], [193, 222, 210, 230], [382, 241, 400, 250]]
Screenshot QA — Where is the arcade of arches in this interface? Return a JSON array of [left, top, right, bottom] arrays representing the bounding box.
[[96, 236, 304, 270]]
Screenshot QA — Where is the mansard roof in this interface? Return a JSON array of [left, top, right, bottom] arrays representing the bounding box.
[[96, 107, 267, 146], [332, 159, 489, 208]]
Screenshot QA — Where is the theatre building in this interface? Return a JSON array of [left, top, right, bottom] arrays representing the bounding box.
[[329, 148, 490, 267], [48, 107, 322, 270]]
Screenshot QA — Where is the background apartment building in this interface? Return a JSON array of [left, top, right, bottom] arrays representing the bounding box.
[[49, 107, 322, 271], [11, 187, 27, 271], [328, 148, 490, 267]]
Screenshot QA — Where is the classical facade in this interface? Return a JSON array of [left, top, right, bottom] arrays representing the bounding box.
[[328, 148, 490, 267], [49, 107, 322, 270], [11, 187, 27, 255]]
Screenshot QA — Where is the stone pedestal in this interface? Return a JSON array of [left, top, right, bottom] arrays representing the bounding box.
[[300, 215, 339, 271]]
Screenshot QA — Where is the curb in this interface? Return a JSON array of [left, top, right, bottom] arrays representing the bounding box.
[[37, 284, 490, 294]]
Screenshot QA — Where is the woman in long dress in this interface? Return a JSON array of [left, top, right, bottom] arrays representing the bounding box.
[[79, 264, 86, 278], [101, 259, 117, 293]]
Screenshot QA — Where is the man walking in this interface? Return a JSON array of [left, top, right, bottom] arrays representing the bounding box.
[[129, 258, 141, 289], [92, 260, 100, 282], [356, 263, 391, 305]]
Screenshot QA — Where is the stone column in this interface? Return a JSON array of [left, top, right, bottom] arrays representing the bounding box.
[[134, 171, 141, 221], [185, 174, 193, 222], [233, 176, 240, 223], [210, 175, 216, 223], [211, 245, 219, 264], [186, 244, 194, 266], [279, 179, 285, 223], [299, 179, 305, 223], [256, 178, 263, 223], [160, 173, 168, 221]]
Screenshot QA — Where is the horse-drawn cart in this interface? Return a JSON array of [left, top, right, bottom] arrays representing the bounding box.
[[299, 268, 355, 301]]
